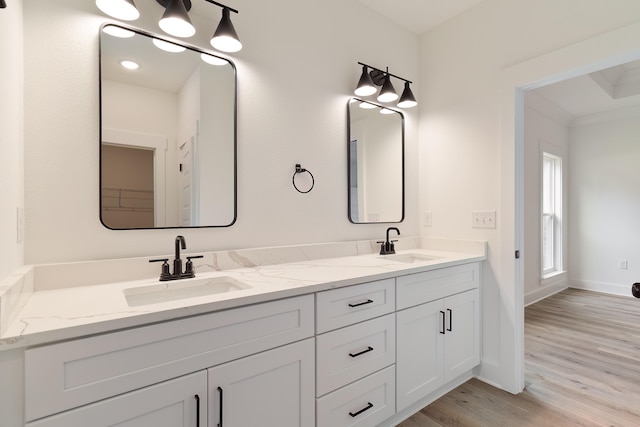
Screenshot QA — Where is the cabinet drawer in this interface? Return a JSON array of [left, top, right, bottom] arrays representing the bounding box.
[[25, 295, 314, 422], [316, 365, 395, 427], [396, 262, 479, 310], [316, 278, 395, 333], [316, 314, 395, 396]]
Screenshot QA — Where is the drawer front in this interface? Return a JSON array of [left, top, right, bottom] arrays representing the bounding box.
[[25, 295, 314, 422], [316, 365, 395, 427], [316, 278, 395, 333], [396, 262, 479, 310], [316, 314, 395, 396]]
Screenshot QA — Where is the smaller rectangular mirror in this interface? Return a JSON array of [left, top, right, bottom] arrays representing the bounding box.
[[348, 98, 404, 223]]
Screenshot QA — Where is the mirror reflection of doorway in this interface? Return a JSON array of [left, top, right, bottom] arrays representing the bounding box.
[[101, 144, 154, 228]]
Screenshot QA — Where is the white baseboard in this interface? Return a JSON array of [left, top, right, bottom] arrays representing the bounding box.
[[569, 279, 633, 297], [524, 281, 567, 306]]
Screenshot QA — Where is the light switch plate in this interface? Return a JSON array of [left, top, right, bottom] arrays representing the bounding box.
[[472, 210, 496, 229], [423, 211, 432, 227]]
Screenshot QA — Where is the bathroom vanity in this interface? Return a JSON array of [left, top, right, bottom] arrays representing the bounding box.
[[0, 240, 484, 427]]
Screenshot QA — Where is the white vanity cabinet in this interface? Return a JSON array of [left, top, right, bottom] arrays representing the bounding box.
[[315, 279, 397, 427], [207, 338, 315, 427], [27, 371, 207, 427], [396, 263, 480, 412], [24, 295, 314, 426]]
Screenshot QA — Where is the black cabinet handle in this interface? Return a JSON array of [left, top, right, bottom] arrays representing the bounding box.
[[440, 311, 445, 334], [194, 395, 200, 427], [349, 402, 374, 417], [447, 308, 453, 332], [349, 299, 373, 308], [217, 387, 223, 427], [349, 346, 374, 358]]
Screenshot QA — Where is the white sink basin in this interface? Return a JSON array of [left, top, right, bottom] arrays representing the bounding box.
[[380, 253, 442, 263], [123, 277, 251, 307]]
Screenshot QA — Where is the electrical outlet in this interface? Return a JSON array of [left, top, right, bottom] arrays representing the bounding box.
[[423, 211, 432, 227], [619, 260, 628, 270], [472, 210, 496, 229]]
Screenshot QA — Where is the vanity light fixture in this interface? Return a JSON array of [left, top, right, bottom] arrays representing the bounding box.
[[158, 0, 196, 37], [377, 72, 398, 103], [355, 62, 417, 109], [96, 0, 140, 21], [0, 0, 7, 8], [96, 0, 242, 52], [397, 81, 418, 108], [354, 65, 377, 97], [210, 6, 242, 52]]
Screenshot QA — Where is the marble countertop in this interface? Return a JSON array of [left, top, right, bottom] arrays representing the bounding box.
[[0, 248, 484, 350]]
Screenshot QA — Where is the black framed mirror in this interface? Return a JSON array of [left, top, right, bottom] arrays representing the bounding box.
[[348, 98, 404, 223], [100, 24, 236, 229]]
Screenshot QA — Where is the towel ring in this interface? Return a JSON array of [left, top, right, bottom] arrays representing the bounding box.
[[292, 164, 315, 194]]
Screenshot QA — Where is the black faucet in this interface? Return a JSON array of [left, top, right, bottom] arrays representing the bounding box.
[[378, 227, 400, 255], [149, 235, 203, 281]]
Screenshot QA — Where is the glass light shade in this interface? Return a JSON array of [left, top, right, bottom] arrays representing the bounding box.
[[210, 8, 242, 52], [159, 0, 196, 38], [102, 26, 135, 38], [397, 81, 417, 108], [377, 75, 398, 103], [153, 38, 186, 52], [354, 65, 377, 96], [96, 0, 140, 21], [201, 53, 228, 66]]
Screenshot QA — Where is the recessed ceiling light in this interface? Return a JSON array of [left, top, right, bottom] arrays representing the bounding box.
[[120, 60, 139, 70]]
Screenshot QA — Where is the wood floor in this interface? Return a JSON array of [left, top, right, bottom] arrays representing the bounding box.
[[397, 288, 640, 426]]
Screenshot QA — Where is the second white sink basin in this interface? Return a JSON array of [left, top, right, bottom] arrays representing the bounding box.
[[123, 277, 251, 307], [380, 253, 442, 263]]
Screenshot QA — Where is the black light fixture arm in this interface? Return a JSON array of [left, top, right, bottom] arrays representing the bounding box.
[[203, 0, 238, 14], [357, 62, 412, 84]]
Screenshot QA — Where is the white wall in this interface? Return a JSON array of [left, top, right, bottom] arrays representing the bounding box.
[[21, 0, 419, 264], [523, 94, 570, 303], [569, 108, 640, 296], [0, 1, 24, 281], [418, 0, 640, 392]]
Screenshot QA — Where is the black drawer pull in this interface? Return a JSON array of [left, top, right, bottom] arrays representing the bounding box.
[[217, 387, 223, 427], [349, 402, 374, 417], [195, 395, 200, 427], [349, 346, 374, 358], [349, 299, 373, 308]]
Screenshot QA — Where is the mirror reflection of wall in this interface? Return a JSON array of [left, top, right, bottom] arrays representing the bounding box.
[[100, 24, 236, 229], [348, 99, 404, 223]]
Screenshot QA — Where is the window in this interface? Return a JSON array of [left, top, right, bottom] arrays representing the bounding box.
[[541, 152, 562, 277]]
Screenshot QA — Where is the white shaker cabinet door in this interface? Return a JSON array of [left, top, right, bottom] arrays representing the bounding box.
[[396, 299, 444, 412], [442, 288, 480, 382], [27, 371, 207, 427], [208, 338, 315, 427]]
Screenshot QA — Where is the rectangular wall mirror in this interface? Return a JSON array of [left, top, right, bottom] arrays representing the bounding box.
[[348, 98, 405, 223], [100, 24, 236, 229]]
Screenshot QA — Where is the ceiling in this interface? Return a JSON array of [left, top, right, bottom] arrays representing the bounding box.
[[530, 59, 640, 123], [355, 0, 485, 34]]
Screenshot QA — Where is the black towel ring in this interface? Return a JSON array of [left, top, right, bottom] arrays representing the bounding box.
[[292, 164, 315, 193]]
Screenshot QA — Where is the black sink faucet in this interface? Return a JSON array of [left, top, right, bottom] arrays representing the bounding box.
[[378, 227, 400, 255], [149, 235, 203, 281]]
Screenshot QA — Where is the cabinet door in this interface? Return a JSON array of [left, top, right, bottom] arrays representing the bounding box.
[[396, 300, 444, 412], [208, 338, 315, 427], [443, 289, 480, 382], [27, 371, 207, 427]]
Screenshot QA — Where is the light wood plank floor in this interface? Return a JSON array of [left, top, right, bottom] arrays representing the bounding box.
[[397, 288, 640, 426]]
